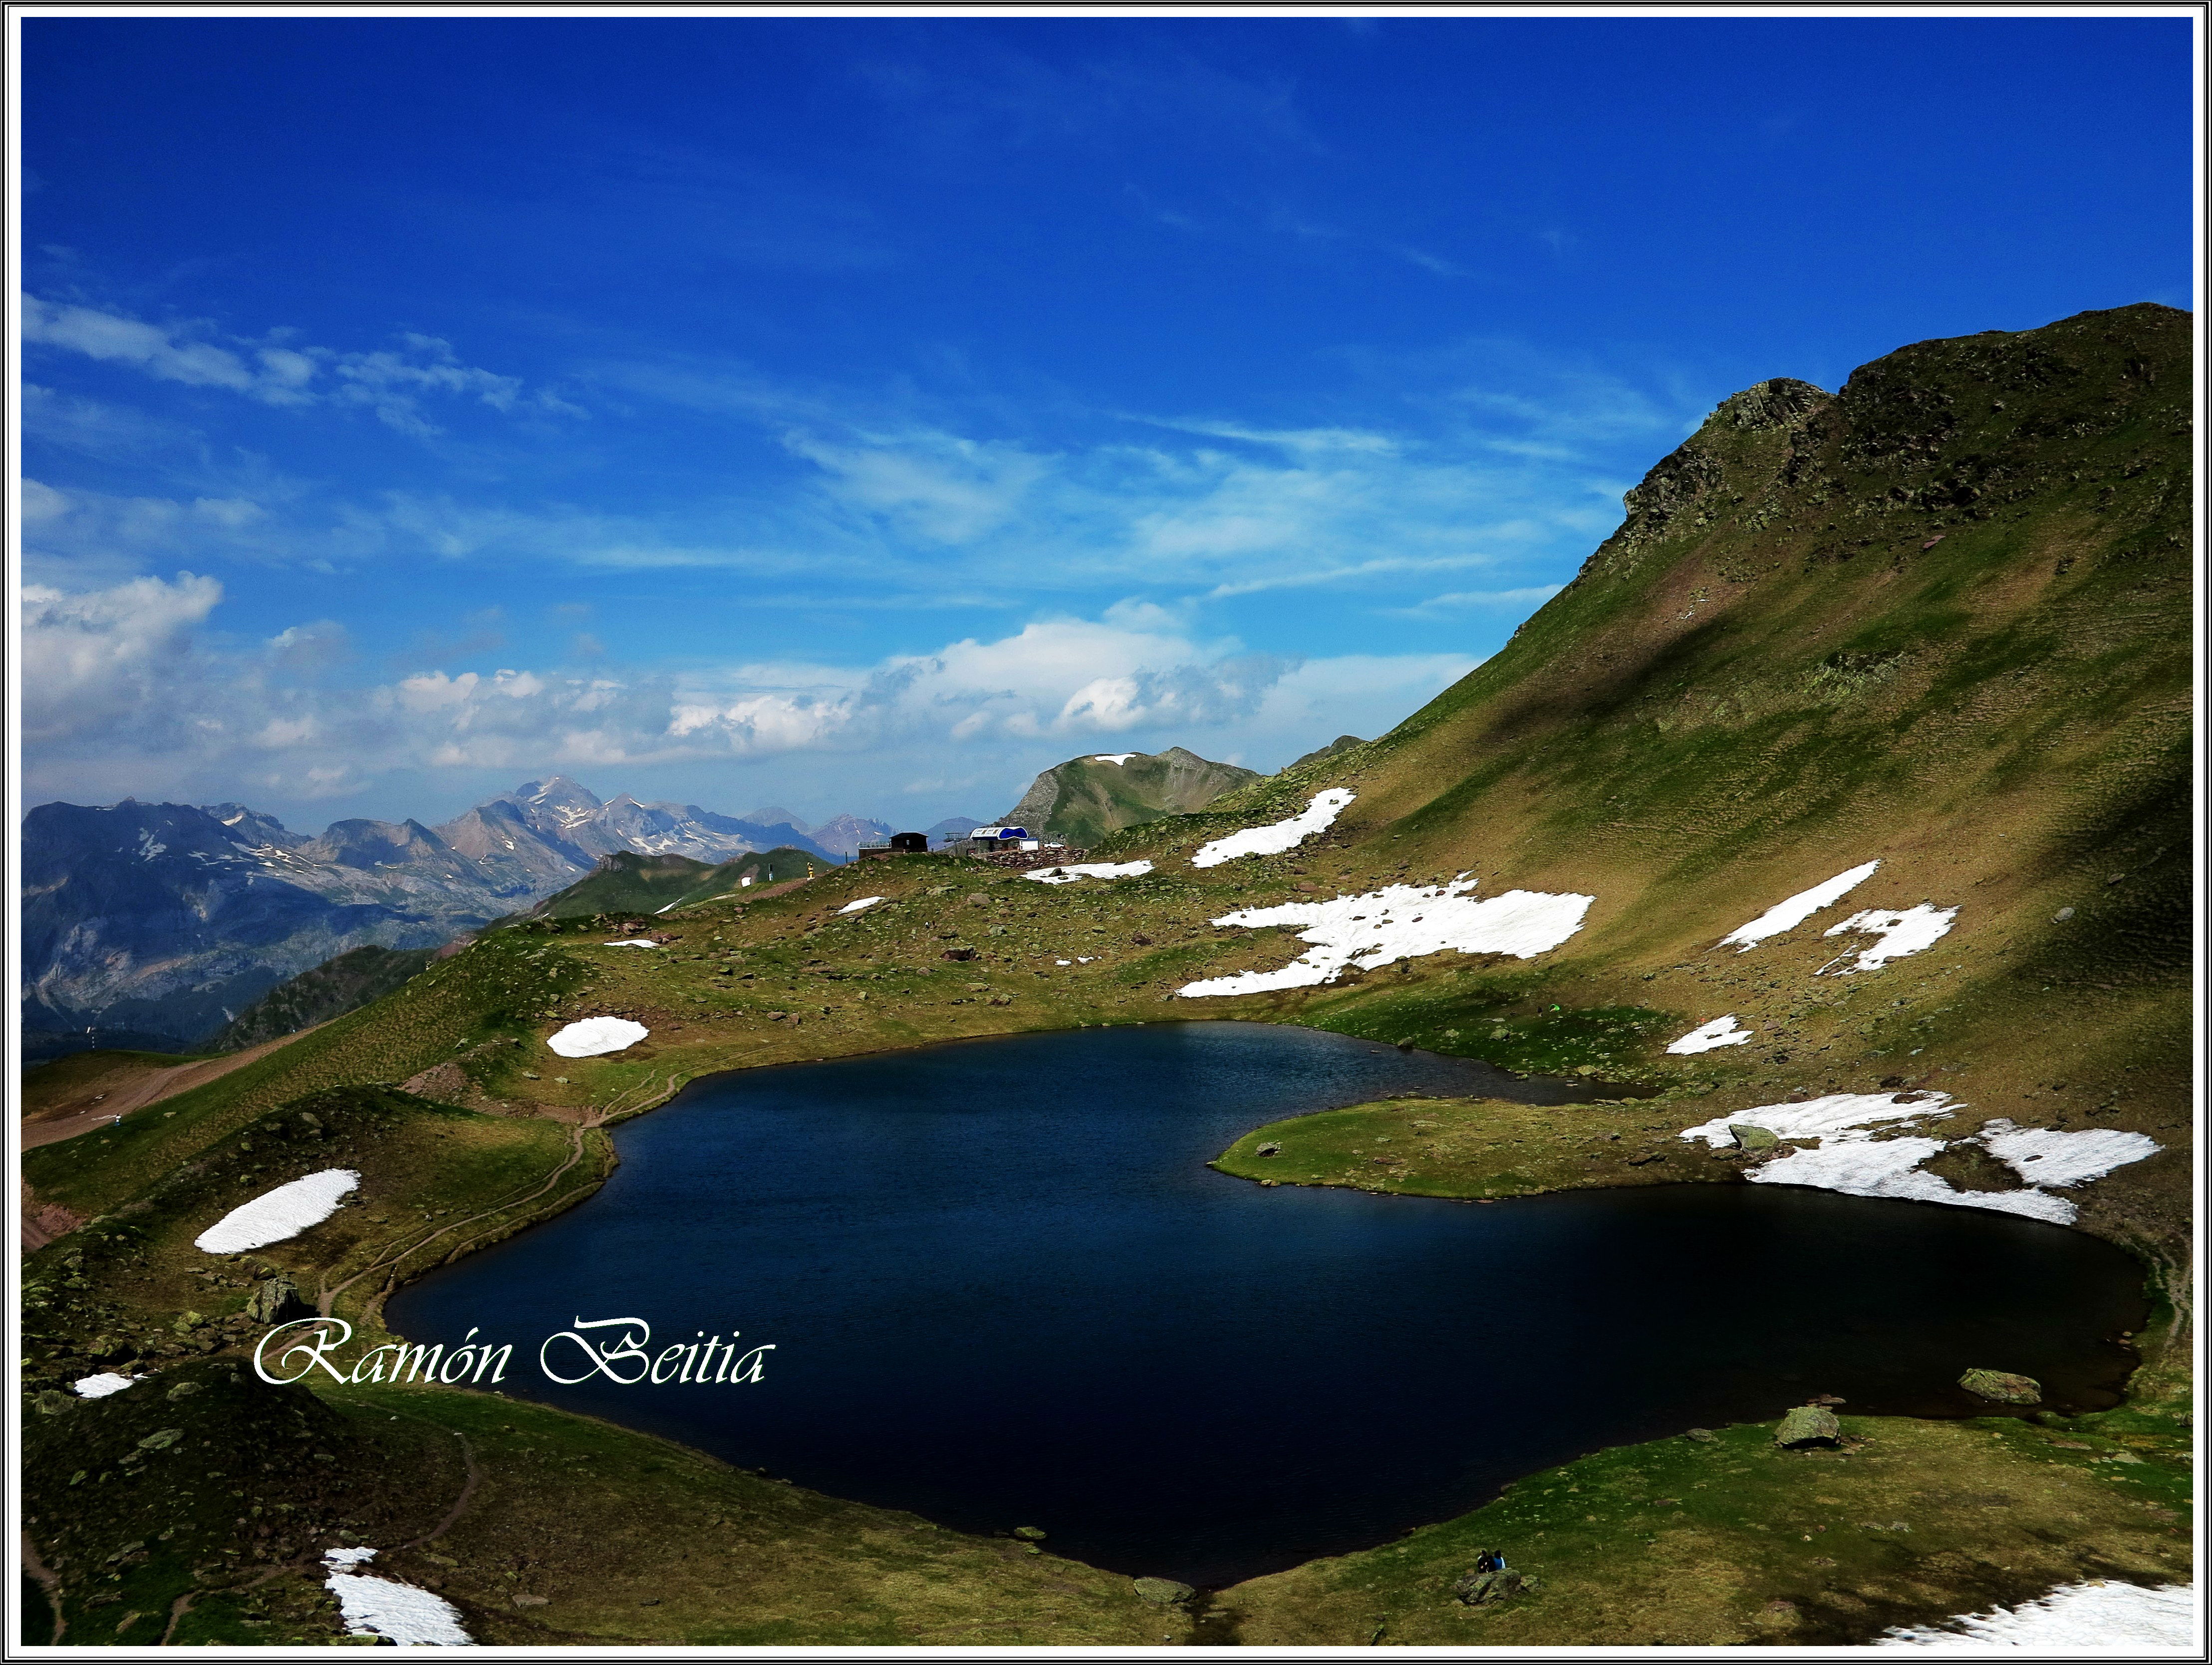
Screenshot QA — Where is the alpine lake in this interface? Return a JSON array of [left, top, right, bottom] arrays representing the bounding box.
[[386, 1021, 2149, 1589]]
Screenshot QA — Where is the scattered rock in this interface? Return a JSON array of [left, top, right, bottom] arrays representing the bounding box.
[[1013, 1526, 1047, 1541], [513, 1594, 549, 1608], [1728, 1124, 1779, 1150], [1256, 1142, 1282, 1157], [34, 1390, 72, 1416], [1132, 1577, 1194, 1608], [1958, 1368, 2041, 1405], [1774, 1405, 1841, 1448], [941, 948, 977, 962], [1454, 1561, 1533, 1606], [1809, 1392, 1846, 1406], [1683, 1428, 1717, 1443], [245, 1271, 308, 1325], [2053, 906, 2075, 922]]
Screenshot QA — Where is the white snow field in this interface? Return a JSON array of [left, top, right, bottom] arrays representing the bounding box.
[[602, 938, 660, 947], [1666, 1015, 1753, 1054], [322, 1549, 475, 1647], [548, 1016, 650, 1057], [1091, 753, 1136, 765], [1874, 1580, 2196, 1652], [835, 896, 885, 914], [1679, 1094, 2159, 1225], [1191, 789, 1356, 868], [1820, 903, 1959, 972], [1719, 858, 1881, 951], [1178, 876, 1592, 998], [195, 1168, 360, 1254], [1976, 1119, 2166, 1189], [72, 1373, 142, 1398], [1024, 860, 1155, 885]]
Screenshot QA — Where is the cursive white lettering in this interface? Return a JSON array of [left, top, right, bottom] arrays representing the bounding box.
[[254, 1317, 354, 1385], [539, 1315, 653, 1385]]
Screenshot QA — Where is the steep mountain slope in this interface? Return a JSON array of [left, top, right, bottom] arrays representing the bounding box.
[[1001, 746, 1264, 845], [1132, 299, 2192, 1258], [204, 945, 438, 1053], [19, 801, 511, 1057]]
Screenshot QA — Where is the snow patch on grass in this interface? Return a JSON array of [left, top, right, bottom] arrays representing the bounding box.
[[836, 896, 885, 914], [1091, 753, 1136, 765], [1667, 1015, 1753, 1055], [602, 938, 660, 947], [73, 1373, 143, 1398], [1756, 1137, 2079, 1224], [1977, 1119, 2163, 1188], [1873, 1580, 2195, 1651], [1191, 789, 1355, 868], [322, 1548, 474, 1647], [1178, 875, 1591, 998], [1678, 1094, 2155, 1225], [1820, 903, 1958, 972], [1720, 859, 1880, 951], [195, 1169, 360, 1254], [1680, 1091, 1950, 1148], [1024, 860, 1154, 885], [548, 1016, 649, 1057]]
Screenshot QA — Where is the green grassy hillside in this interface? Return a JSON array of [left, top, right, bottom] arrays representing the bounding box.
[[207, 946, 438, 1053], [525, 847, 830, 920], [1002, 746, 1263, 845], [22, 303, 2191, 1647]]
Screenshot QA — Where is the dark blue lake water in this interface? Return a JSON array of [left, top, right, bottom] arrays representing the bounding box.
[[386, 1021, 2147, 1586]]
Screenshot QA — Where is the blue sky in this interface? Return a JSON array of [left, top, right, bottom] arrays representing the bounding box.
[[18, 14, 2194, 831]]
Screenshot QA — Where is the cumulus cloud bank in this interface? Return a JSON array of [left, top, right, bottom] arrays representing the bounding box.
[[20, 573, 1472, 807]]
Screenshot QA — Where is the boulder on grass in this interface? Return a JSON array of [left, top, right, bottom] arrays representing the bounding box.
[[1958, 1368, 2041, 1405], [1132, 1578, 1194, 1608], [1728, 1124, 1779, 1151], [1774, 1405, 1841, 1447], [1455, 1568, 1530, 1605]]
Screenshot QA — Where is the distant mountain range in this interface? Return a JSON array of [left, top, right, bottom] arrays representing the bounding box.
[[18, 777, 891, 1059], [22, 751, 1282, 1059]]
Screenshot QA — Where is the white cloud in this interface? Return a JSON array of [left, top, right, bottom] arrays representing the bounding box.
[[21, 577, 1471, 810], [781, 427, 1049, 544], [1385, 583, 1566, 615], [22, 295, 571, 435], [20, 571, 225, 744]]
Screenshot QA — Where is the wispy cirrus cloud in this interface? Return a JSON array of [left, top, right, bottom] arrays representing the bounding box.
[[22, 295, 580, 435], [1383, 583, 1566, 617]]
